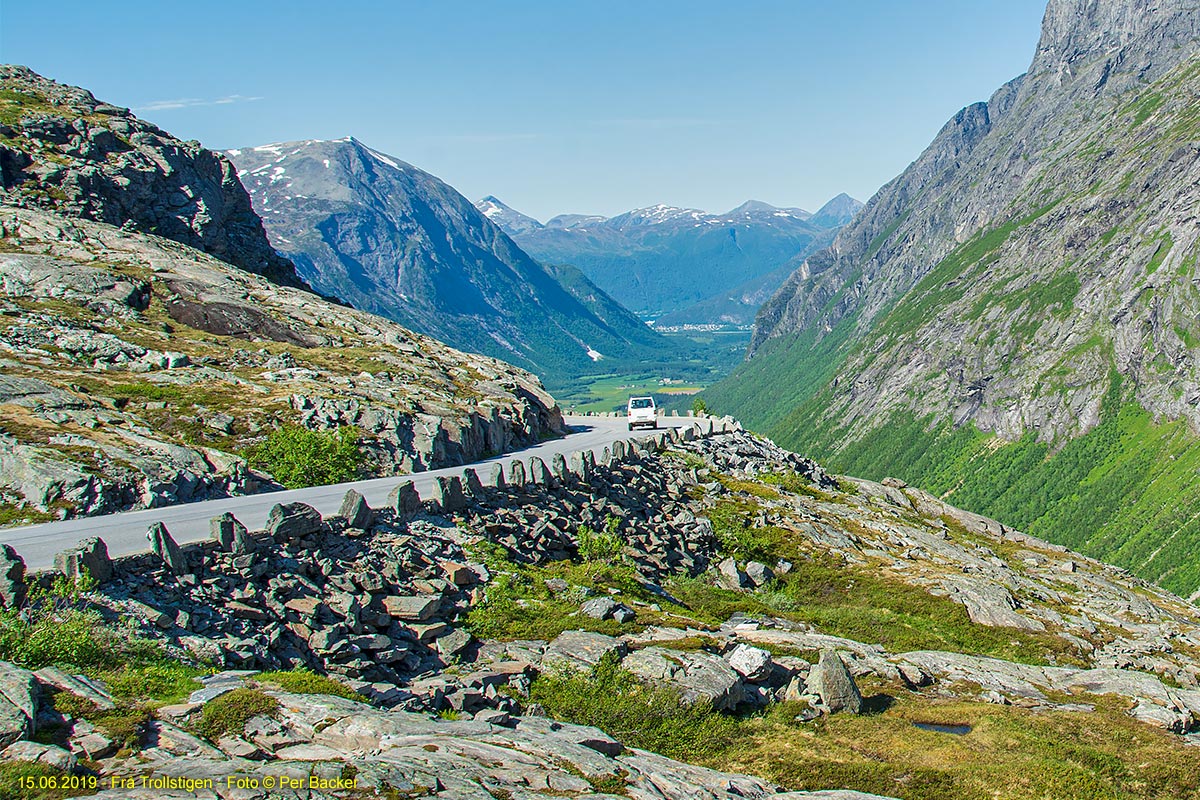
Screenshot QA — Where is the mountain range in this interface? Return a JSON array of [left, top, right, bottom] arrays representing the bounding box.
[[478, 194, 861, 327], [705, 0, 1200, 597], [226, 139, 671, 382]]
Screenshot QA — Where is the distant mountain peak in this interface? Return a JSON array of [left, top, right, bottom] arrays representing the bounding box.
[[724, 200, 813, 221], [809, 193, 864, 227], [474, 196, 544, 235]]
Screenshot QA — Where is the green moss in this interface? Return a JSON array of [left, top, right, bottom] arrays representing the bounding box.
[[1123, 90, 1165, 128], [94, 663, 207, 704], [243, 424, 367, 489], [255, 669, 366, 702], [195, 688, 279, 740]]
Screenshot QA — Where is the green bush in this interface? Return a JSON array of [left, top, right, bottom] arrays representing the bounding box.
[[255, 669, 366, 702], [196, 688, 279, 740], [245, 424, 365, 489], [691, 397, 708, 415], [577, 519, 624, 565]]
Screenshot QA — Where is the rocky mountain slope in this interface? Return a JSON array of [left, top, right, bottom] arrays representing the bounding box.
[[707, 0, 1200, 596], [483, 195, 858, 326], [0, 66, 303, 288], [0, 204, 562, 522], [4, 420, 1200, 798], [227, 139, 670, 382]]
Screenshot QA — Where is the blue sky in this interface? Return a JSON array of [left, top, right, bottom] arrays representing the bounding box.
[[1, 1, 1047, 220]]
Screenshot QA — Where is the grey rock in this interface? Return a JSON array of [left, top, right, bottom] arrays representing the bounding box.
[[622, 646, 744, 711], [428, 476, 468, 513], [543, 631, 627, 671], [461, 468, 484, 497], [389, 481, 421, 516], [0, 741, 76, 772], [435, 628, 473, 660], [808, 650, 863, 714], [745, 561, 775, 587], [612, 604, 637, 624], [550, 452, 569, 482], [716, 557, 749, 590], [53, 536, 111, 585], [508, 459, 526, 486], [0, 546, 25, 609], [383, 595, 441, 622], [487, 462, 507, 489], [0, 662, 37, 748], [34, 666, 115, 711], [266, 502, 323, 541], [941, 576, 1046, 632], [528, 456, 553, 486], [726, 643, 773, 682], [580, 597, 619, 620], [148, 521, 187, 575], [337, 489, 373, 529], [210, 511, 252, 554]]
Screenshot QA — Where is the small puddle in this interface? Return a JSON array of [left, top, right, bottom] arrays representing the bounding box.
[[912, 722, 972, 735]]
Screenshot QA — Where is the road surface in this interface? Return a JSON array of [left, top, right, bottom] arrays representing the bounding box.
[[2, 414, 700, 572]]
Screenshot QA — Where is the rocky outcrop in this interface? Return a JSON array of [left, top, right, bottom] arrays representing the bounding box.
[[0, 206, 563, 520], [0, 666, 898, 799], [0, 65, 303, 287]]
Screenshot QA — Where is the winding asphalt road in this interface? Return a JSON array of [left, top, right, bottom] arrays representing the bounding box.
[[1, 414, 700, 572]]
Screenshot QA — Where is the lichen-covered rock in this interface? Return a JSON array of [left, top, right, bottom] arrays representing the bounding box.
[[808, 651, 863, 715]]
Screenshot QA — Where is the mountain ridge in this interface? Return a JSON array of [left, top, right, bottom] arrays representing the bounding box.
[[227, 138, 671, 382], [481, 194, 859, 326]]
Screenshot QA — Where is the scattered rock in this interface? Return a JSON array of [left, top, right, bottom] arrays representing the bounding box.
[[337, 489, 373, 530], [807, 650, 863, 715], [265, 502, 323, 542], [148, 521, 186, 575], [726, 644, 773, 682]]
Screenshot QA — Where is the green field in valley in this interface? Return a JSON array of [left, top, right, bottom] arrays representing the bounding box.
[[550, 329, 751, 413]]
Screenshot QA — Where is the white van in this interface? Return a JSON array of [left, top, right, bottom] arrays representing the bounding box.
[[627, 396, 657, 430]]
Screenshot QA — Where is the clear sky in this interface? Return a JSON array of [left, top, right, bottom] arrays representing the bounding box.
[[0, 1, 1048, 220]]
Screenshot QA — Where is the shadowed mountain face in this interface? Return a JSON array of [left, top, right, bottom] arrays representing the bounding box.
[[479, 195, 859, 326], [227, 139, 671, 380], [706, 0, 1200, 596]]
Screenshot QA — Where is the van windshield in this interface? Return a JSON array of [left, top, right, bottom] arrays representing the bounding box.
[[630, 398, 654, 409]]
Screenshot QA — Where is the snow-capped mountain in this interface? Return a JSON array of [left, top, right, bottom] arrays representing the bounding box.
[[475, 195, 859, 324], [476, 195, 544, 236]]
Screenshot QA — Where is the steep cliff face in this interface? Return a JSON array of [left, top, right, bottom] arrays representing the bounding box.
[[0, 65, 304, 288], [712, 0, 1200, 594]]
